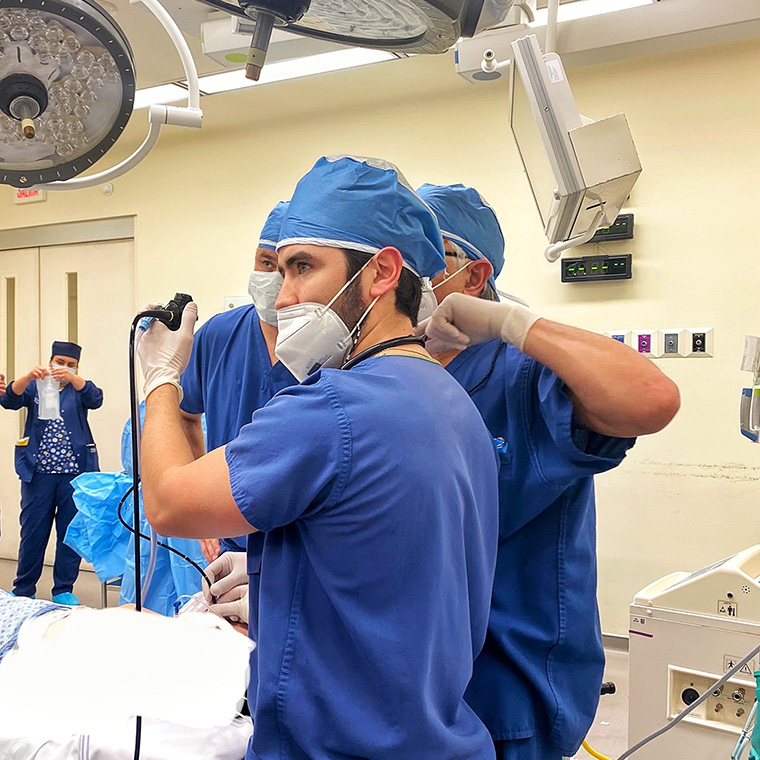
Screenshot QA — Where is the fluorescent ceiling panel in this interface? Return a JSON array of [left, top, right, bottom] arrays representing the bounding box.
[[530, 0, 653, 25], [196, 48, 395, 95], [134, 83, 188, 110]]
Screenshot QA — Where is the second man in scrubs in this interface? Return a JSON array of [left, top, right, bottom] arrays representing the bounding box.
[[418, 182, 680, 760]]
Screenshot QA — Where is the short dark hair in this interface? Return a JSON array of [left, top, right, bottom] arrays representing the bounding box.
[[342, 249, 422, 327]]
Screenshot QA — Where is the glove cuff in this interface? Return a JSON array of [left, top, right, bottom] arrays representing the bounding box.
[[144, 368, 184, 403], [499, 307, 541, 352]]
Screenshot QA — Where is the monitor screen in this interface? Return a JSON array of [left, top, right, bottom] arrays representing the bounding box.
[[510, 62, 557, 228]]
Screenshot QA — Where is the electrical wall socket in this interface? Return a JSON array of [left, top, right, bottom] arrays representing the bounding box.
[[683, 327, 714, 358]]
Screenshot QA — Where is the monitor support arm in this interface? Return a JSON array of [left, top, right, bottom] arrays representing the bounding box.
[[544, 209, 603, 262]]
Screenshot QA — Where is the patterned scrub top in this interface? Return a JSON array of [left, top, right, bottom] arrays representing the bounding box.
[[35, 419, 80, 475]]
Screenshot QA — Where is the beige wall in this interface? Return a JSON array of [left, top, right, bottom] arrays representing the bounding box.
[[2, 37, 760, 634]]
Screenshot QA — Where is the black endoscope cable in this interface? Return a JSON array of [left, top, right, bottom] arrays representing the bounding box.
[[127, 300, 196, 760], [115, 484, 216, 599], [127, 313, 149, 760]]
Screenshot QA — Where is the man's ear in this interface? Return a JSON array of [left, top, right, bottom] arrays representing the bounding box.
[[368, 247, 404, 299], [463, 260, 493, 296]]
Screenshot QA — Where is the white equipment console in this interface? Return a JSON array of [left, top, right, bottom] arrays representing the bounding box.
[[629, 547, 760, 759]]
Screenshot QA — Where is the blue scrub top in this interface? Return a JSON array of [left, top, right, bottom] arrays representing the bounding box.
[[180, 305, 296, 553], [447, 340, 634, 759], [225, 355, 499, 760]]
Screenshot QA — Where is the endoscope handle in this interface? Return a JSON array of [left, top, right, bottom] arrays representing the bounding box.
[[157, 292, 194, 331]]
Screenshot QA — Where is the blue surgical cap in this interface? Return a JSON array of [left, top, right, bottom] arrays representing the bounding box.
[[51, 341, 81, 361], [416, 183, 505, 292], [258, 200, 290, 251], [278, 155, 446, 279]]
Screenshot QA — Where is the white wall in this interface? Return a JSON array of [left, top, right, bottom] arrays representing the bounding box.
[[2, 38, 760, 634]]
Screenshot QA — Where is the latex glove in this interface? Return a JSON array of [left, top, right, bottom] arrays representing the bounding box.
[[137, 302, 197, 401], [417, 292, 541, 353], [203, 551, 249, 625]]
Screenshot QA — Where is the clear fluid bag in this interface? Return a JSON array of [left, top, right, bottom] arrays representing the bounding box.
[[38, 375, 61, 420]]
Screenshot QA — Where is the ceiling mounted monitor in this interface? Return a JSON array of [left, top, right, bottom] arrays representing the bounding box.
[[509, 33, 642, 260]]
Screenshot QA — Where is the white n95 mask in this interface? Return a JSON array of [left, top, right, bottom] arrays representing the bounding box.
[[248, 271, 283, 326], [274, 258, 378, 382]]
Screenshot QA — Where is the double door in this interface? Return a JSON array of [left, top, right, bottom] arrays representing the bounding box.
[[0, 240, 135, 562]]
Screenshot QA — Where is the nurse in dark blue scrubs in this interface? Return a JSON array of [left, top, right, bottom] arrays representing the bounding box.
[[0, 341, 102, 606], [418, 183, 681, 760]]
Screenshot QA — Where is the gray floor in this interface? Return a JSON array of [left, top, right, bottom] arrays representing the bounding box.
[[0, 557, 630, 758], [579, 648, 629, 759], [0, 556, 120, 608]]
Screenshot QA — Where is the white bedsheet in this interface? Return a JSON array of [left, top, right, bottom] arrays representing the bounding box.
[[0, 715, 252, 760]]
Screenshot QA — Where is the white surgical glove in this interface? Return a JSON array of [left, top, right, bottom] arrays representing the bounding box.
[[417, 292, 541, 353], [137, 302, 197, 401], [203, 551, 249, 625]]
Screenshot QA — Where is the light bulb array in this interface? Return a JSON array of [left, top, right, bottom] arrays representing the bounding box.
[[0, 0, 135, 187], [0, 8, 122, 160]]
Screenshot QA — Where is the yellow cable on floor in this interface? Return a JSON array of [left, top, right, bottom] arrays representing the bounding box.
[[582, 739, 614, 760]]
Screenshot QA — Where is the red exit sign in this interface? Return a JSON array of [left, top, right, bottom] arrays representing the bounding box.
[[14, 188, 47, 204]]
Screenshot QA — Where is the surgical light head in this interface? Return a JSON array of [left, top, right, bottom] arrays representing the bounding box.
[[0, 0, 135, 188], [197, 0, 517, 81]]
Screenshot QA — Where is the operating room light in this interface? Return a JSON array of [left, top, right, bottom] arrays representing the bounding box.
[[0, 0, 136, 187], [529, 0, 653, 26]]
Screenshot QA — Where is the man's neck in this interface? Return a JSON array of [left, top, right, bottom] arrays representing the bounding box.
[[432, 348, 462, 368], [350, 305, 417, 360]]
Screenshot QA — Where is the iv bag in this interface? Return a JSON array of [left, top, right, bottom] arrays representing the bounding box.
[[38, 375, 61, 420]]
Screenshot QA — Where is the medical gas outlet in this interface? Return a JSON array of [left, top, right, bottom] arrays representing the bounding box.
[[602, 328, 714, 358]]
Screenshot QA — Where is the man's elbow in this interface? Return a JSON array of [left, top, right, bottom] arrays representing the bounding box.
[[144, 475, 184, 537], [634, 376, 681, 435]]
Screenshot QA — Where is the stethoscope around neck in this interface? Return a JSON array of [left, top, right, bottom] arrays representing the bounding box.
[[341, 335, 427, 371]]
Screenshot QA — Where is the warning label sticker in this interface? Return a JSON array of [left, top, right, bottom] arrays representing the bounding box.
[[718, 600, 739, 617], [725, 655, 756, 675]]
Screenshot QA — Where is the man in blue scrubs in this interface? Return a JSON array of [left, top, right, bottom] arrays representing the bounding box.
[[417, 183, 681, 760], [137, 156, 499, 760], [0, 342, 103, 605]]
